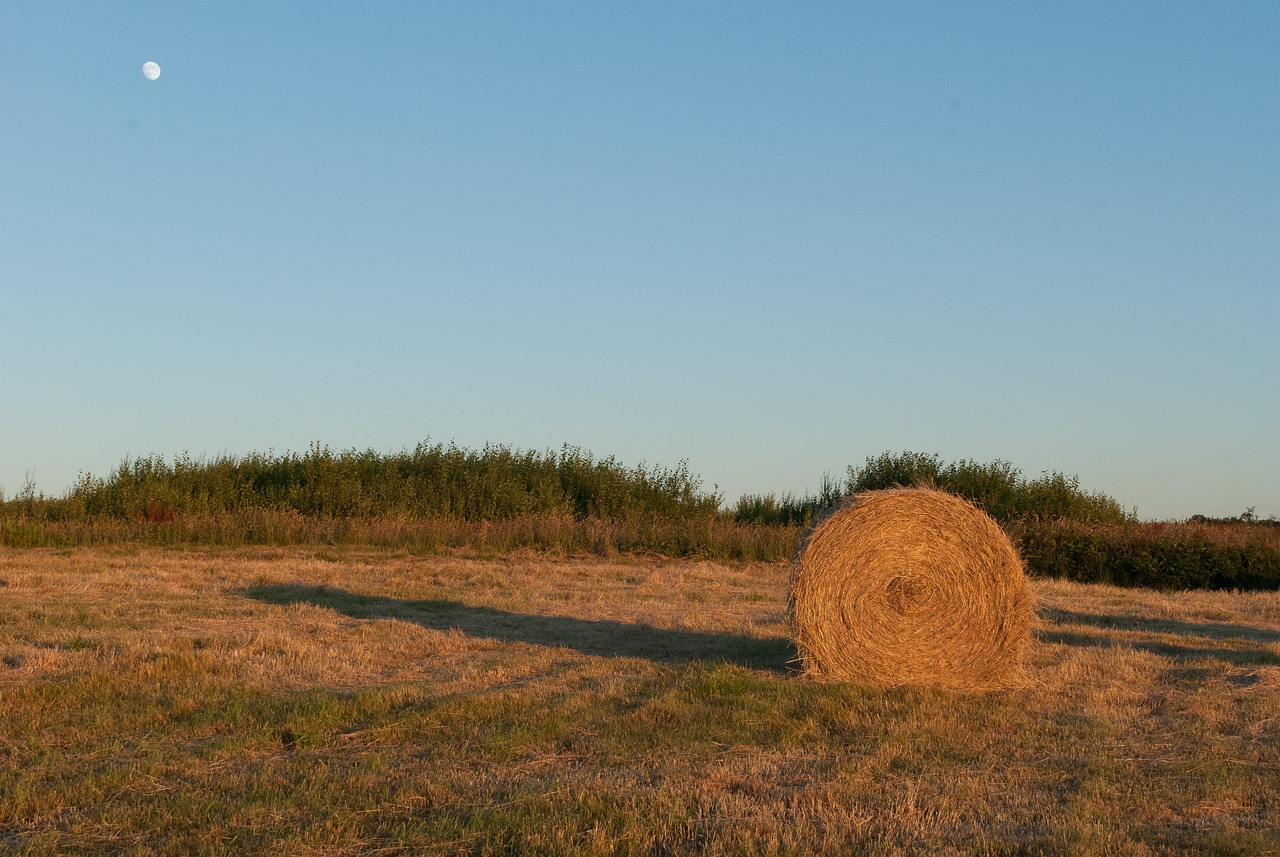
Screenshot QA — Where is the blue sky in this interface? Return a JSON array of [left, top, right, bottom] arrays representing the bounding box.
[[2, 2, 1277, 520]]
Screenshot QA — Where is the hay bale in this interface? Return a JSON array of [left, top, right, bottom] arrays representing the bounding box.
[[790, 487, 1033, 690]]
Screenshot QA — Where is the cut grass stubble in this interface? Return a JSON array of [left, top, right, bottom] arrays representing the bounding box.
[[1, 546, 1278, 854]]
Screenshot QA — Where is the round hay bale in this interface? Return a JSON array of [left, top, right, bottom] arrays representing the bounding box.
[[789, 487, 1034, 690]]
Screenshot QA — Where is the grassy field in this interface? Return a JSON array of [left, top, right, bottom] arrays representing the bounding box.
[[2, 547, 1278, 855]]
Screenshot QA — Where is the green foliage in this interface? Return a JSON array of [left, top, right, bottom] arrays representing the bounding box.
[[1010, 519, 1280, 591], [5, 444, 1277, 589], [731, 473, 844, 527], [1190, 510, 1280, 528], [847, 450, 946, 495], [726, 451, 1278, 591], [847, 451, 1130, 524], [0, 441, 795, 559], [18, 441, 722, 524], [732, 451, 1130, 527]]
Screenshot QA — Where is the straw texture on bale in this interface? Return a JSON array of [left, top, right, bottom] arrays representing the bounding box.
[[790, 488, 1034, 690]]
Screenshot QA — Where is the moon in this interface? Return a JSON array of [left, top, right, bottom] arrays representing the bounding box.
[[142, 62, 161, 81]]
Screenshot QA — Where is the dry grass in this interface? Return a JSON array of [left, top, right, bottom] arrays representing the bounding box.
[[791, 489, 1034, 690], [0, 548, 784, 704], [1, 545, 1278, 854]]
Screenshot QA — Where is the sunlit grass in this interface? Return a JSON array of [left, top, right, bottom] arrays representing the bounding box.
[[2, 547, 1277, 853]]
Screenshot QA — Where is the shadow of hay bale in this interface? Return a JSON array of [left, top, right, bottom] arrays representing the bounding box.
[[1036, 608, 1280, 667], [239, 583, 793, 671]]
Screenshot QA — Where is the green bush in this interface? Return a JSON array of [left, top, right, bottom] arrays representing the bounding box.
[[847, 451, 1130, 524], [732, 451, 1130, 527], [732, 474, 844, 528], [13, 442, 723, 525], [1010, 519, 1280, 591]]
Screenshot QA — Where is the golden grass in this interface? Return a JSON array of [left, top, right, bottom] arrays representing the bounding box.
[[2, 546, 1278, 854], [0, 547, 784, 693]]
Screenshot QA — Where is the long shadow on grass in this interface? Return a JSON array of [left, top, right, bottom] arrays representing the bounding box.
[[1041, 608, 1280, 643], [1038, 608, 1280, 666], [241, 584, 794, 671]]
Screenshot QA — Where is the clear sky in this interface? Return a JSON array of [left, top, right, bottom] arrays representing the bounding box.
[[2, 2, 1277, 521]]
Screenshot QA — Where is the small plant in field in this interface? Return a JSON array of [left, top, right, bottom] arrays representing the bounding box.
[[66, 635, 91, 651]]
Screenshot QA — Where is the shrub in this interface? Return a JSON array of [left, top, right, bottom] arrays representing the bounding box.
[[846, 451, 1130, 524], [15, 442, 722, 525], [733, 452, 1130, 527], [732, 474, 844, 528], [1009, 519, 1280, 591]]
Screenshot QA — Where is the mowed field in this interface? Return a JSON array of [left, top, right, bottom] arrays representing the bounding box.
[[1, 547, 1278, 855]]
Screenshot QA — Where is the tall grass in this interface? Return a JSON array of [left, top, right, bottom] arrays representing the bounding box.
[[732, 473, 845, 527], [0, 510, 797, 561], [33, 441, 721, 522], [0, 441, 790, 559]]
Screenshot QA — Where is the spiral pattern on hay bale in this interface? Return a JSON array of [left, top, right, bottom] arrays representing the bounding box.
[[790, 488, 1034, 690]]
